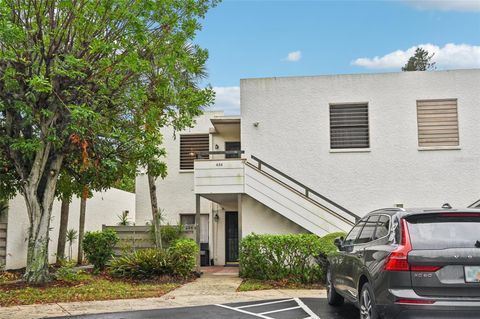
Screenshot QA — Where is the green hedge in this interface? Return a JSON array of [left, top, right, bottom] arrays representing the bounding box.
[[109, 239, 199, 279], [83, 229, 119, 271], [239, 232, 346, 284]]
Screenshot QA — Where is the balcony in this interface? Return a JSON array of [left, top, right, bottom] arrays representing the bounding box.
[[194, 151, 245, 195]]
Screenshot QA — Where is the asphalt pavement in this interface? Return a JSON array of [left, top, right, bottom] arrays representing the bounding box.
[[52, 298, 358, 319]]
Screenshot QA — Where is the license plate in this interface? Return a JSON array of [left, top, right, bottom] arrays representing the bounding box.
[[465, 266, 480, 283]]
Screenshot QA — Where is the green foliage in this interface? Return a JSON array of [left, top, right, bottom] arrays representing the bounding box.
[[167, 239, 199, 278], [239, 234, 323, 284], [0, 199, 7, 218], [0, 0, 217, 283], [161, 224, 185, 246], [110, 239, 198, 279], [55, 258, 89, 282], [82, 229, 119, 271], [117, 210, 131, 226], [66, 228, 78, 260], [239, 233, 344, 284], [318, 231, 347, 258], [402, 47, 436, 71], [110, 249, 169, 279], [0, 274, 179, 306]]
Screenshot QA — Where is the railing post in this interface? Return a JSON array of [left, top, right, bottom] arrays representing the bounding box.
[[305, 189, 309, 197]]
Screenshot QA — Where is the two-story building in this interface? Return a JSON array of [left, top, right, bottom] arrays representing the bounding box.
[[135, 69, 480, 266]]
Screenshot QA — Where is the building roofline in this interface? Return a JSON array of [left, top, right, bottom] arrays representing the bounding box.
[[240, 68, 480, 82]]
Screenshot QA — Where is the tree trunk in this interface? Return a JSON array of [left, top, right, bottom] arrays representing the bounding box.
[[148, 174, 162, 249], [77, 187, 88, 264], [22, 154, 64, 285], [56, 198, 70, 262]]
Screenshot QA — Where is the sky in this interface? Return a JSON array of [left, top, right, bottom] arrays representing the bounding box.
[[194, 0, 480, 115]]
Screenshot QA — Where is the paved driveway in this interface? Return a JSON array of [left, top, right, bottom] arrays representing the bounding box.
[[52, 298, 358, 319]]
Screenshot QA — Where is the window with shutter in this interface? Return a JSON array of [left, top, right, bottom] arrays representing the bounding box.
[[180, 134, 209, 170], [416, 99, 459, 147], [330, 103, 369, 149]]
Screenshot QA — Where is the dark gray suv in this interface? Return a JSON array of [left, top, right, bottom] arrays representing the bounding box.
[[326, 206, 480, 319]]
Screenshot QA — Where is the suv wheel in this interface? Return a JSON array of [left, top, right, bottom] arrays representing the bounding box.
[[359, 283, 378, 319], [326, 267, 344, 306]]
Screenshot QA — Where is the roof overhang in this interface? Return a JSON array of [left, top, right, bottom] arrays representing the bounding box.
[[210, 116, 241, 136]]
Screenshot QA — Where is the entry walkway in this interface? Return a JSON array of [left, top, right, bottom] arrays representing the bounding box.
[[0, 270, 326, 319]]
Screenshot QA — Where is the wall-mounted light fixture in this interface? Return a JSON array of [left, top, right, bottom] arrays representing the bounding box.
[[214, 213, 219, 223], [215, 144, 219, 150], [253, 122, 260, 127]]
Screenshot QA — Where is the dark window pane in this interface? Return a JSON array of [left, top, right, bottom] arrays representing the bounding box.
[[356, 216, 378, 244], [407, 214, 480, 249], [373, 215, 390, 240], [225, 141, 241, 158], [180, 214, 195, 225], [344, 222, 365, 246]]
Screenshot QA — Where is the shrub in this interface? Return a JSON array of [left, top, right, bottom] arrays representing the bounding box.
[[148, 223, 185, 247], [161, 224, 185, 246], [316, 231, 347, 278], [239, 233, 323, 284], [55, 258, 90, 282], [83, 229, 119, 271], [319, 231, 347, 257], [109, 239, 198, 279], [167, 239, 199, 277], [110, 249, 169, 279]]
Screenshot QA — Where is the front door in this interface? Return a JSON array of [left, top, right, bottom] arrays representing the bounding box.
[[225, 142, 241, 158], [225, 212, 239, 263]]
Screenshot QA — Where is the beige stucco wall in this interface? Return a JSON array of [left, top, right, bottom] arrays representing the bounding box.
[[6, 188, 135, 270]]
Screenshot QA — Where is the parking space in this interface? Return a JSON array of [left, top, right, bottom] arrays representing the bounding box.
[[54, 298, 358, 319]]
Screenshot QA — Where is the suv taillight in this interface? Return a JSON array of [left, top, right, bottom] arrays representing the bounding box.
[[384, 218, 412, 271], [384, 218, 442, 272]]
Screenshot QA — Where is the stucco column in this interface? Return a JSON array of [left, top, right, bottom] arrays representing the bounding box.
[[195, 194, 201, 272]]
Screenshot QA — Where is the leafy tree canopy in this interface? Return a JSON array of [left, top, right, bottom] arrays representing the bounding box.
[[0, 0, 217, 284], [402, 47, 436, 71]]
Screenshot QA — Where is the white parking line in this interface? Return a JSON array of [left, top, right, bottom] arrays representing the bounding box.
[[237, 298, 295, 309], [215, 303, 272, 319], [294, 298, 321, 319], [259, 305, 301, 315], [215, 298, 321, 319]]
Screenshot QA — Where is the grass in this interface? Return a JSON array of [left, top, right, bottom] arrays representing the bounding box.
[[237, 279, 324, 292], [0, 273, 181, 307]]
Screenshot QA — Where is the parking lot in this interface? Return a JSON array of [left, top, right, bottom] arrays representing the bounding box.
[[54, 298, 358, 319]]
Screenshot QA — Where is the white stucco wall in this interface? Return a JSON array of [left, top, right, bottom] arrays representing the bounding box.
[[241, 195, 307, 235], [135, 111, 224, 226], [241, 69, 480, 217], [6, 188, 135, 270]]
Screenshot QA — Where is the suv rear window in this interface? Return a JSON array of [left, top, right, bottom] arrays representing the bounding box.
[[406, 213, 480, 250]]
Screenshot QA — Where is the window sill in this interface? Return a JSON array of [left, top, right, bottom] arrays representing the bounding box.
[[179, 169, 194, 173], [418, 146, 461, 151], [330, 148, 371, 153]]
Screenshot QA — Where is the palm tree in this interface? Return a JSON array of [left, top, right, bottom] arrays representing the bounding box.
[[66, 229, 78, 261]]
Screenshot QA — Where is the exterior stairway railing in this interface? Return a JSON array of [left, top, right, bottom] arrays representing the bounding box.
[[250, 155, 360, 223]]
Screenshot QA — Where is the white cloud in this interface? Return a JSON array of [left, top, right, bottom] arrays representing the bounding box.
[[286, 51, 302, 62], [211, 86, 240, 115], [352, 43, 480, 70], [403, 0, 480, 12]]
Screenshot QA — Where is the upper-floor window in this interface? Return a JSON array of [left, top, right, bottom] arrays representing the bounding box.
[[180, 134, 209, 170], [330, 103, 369, 149], [416, 99, 459, 147]]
